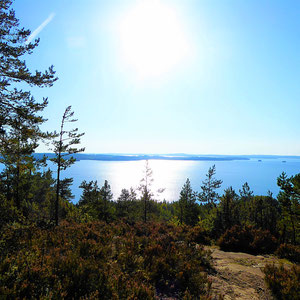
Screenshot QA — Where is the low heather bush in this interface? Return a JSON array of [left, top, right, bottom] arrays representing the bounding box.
[[0, 221, 214, 299], [275, 243, 300, 264], [263, 263, 300, 300], [218, 225, 278, 254], [185, 225, 211, 245]]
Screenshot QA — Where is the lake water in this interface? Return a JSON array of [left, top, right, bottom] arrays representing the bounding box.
[[44, 157, 300, 203]]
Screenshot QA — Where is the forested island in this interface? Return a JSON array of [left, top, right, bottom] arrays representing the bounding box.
[[33, 153, 251, 161], [0, 1, 299, 299], [33, 152, 300, 162]]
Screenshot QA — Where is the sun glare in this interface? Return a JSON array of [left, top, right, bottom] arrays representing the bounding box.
[[115, 0, 192, 80]]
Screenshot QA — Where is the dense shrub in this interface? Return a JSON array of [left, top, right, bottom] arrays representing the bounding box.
[[218, 225, 278, 254], [0, 221, 213, 299], [185, 225, 211, 245], [263, 263, 300, 300], [0, 196, 25, 231], [275, 244, 300, 264]]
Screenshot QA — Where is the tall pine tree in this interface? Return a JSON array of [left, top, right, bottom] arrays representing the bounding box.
[[0, 0, 57, 135], [199, 165, 222, 207], [50, 106, 84, 225], [0, 0, 56, 210]]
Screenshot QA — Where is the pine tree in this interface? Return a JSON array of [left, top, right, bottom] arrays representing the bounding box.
[[0, 0, 56, 210], [116, 187, 137, 220], [99, 180, 113, 223], [178, 178, 198, 225], [199, 165, 222, 207], [219, 187, 238, 230], [0, 0, 57, 135], [138, 160, 154, 222], [239, 182, 253, 201], [57, 178, 74, 202], [0, 92, 49, 208], [277, 172, 300, 244], [50, 106, 84, 225], [78, 180, 100, 207]]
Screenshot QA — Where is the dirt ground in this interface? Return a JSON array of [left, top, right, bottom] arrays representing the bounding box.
[[207, 247, 289, 300]]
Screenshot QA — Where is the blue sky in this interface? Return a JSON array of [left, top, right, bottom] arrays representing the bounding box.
[[13, 0, 300, 155]]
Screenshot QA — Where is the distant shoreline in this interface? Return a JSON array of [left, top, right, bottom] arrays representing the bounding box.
[[33, 153, 300, 162]]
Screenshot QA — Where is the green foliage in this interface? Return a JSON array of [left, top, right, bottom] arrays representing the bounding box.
[[99, 180, 114, 222], [0, 194, 24, 230], [0, 0, 57, 134], [218, 225, 278, 254], [248, 195, 280, 233], [158, 200, 175, 222], [239, 182, 253, 200], [78, 180, 100, 207], [0, 87, 52, 210], [0, 0, 56, 89], [176, 178, 199, 225], [57, 178, 74, 202], [116, 187, 140, 221], [277, 172, 300, 245], [199, 165, 222, 207], [218, 187, 239, 231], [275, 244, 300, 264], [0, 0, 57, 210], [198, 204, 218, 236], [50, 106, 84, 225], [138, 160, 154, 222], [78, 180, 115, 222], [263, 263, 300, 300]]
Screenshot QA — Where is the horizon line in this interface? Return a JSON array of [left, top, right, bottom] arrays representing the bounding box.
[[34, 152, 300, 157]]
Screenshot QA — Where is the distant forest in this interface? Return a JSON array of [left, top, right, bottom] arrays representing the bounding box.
[[32, 153, 300, 161]]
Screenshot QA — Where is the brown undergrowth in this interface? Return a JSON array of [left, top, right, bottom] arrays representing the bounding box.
[[0, 221, 214, 299]]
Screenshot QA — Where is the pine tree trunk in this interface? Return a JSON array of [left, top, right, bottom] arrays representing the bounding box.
[[55, 128, 63, 226], [55, 157, 60, 226]]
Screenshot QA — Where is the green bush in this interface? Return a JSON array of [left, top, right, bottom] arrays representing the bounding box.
[[275, 243, 300, 264], [218, 225, 278, 254], [263, 263, 300, 300]]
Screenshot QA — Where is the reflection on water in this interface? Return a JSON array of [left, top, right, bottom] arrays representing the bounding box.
[[44, 158, 300, 203], [47, 160, 199, 203]]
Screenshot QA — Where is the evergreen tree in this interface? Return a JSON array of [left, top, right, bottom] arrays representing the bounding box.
[[78, 180, 100, 206], [0, 0, 55, 125], [99, 180, 113, 223], [159, 200, 174, 222], [138, 160, 154, 222], [239, 182, 253, 201], [0, 92, 49, 208], [277, 172, 300, 244], [199, 165, 222, 207], [0, 0, 56, 210], [219, 187, 239, 231], [50, 106, 84, 225], [177, 178, 198, 225], [78, 180, 100, 217], [116, 187, 137, 220], [23, 169, 55, 222], [57, 178, 74, 202], [0, 0, 57, 136]]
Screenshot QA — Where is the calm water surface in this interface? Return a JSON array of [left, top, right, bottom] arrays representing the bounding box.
[[45, 158, 300, 203]]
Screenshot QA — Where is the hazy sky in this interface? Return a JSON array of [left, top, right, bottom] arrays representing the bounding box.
[[14, 0, 300, 155]]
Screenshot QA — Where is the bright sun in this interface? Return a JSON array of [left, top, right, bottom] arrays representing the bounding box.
[[115, 0, 192, 79]]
